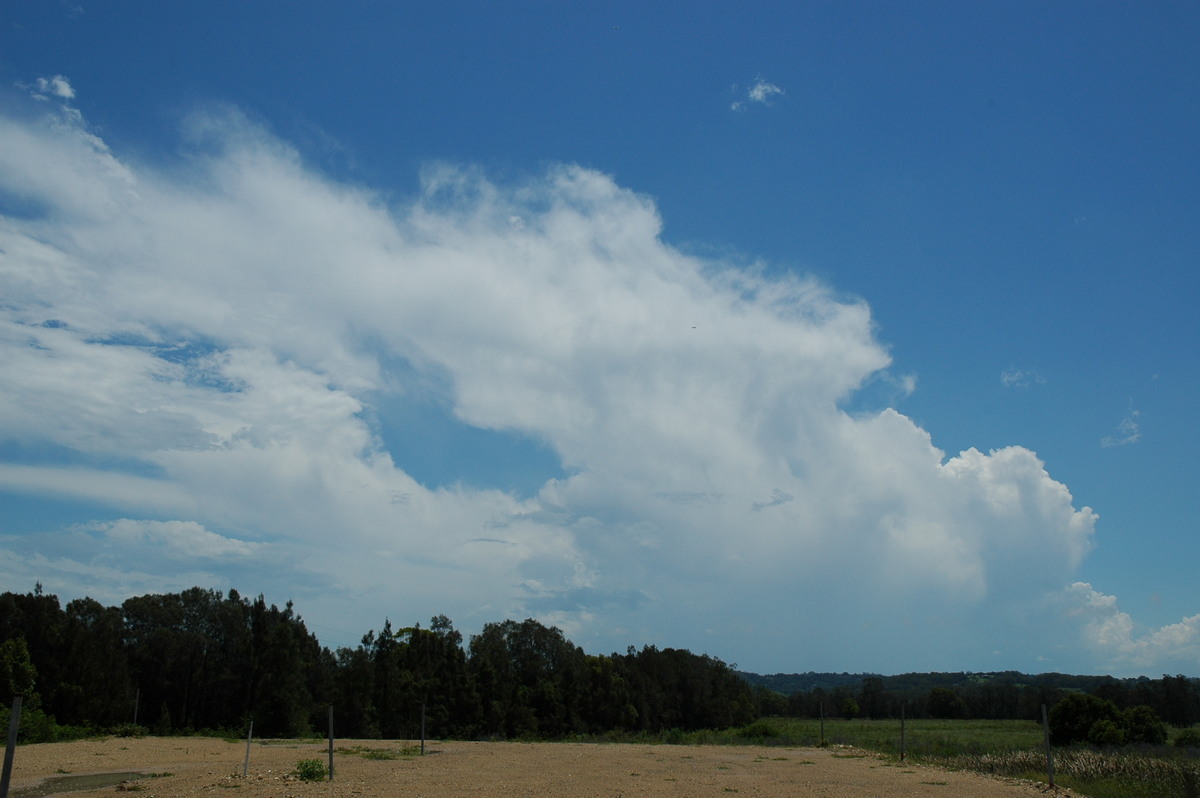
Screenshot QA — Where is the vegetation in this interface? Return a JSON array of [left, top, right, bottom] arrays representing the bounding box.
[[293, 758, 326, 781], [0, 585, 753, 741], [4, 583, 1200, 796]]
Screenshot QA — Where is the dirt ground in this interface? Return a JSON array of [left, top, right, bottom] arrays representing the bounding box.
[[5, 736, 1066, 797]]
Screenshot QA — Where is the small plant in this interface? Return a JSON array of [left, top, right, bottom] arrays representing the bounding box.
[[294, 759, 326, 781]]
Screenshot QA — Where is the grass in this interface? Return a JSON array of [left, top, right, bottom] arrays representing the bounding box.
[[686, 717, 1200, 798], [336, 744, 422, 760]]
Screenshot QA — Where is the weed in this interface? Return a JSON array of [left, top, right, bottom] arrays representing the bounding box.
[[294, 759, 327, 782], [336, 745, 418, 760]]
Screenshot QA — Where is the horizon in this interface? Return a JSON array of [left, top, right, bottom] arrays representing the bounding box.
[[1, 2, 1197, 678]]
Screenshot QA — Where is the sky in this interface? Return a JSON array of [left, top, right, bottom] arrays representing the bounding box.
[[1, 2, 1197, 678]]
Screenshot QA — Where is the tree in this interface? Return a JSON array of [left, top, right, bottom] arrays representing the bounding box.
[[59, 598, 133, 727], [1049, 693, 1121, 746], [0, 637, 36, 697], [1121, 705, 1168, 745], [927, 687, 967, 719]]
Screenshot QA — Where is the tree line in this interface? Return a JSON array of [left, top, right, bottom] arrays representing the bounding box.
[[744, 670, 1200, 728], [0, 586, 755, 740]]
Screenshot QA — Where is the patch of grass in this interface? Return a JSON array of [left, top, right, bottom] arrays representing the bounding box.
[[932, 743, 1200, 798], [293, 759, 327, 782], [336, 745, 419, 760]]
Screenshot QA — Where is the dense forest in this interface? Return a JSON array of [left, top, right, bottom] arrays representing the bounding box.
[[2, 585, 1198, 743], [0, 586, 754, 739]]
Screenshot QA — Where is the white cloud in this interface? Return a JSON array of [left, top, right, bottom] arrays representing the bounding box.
[[0, 99, 1121, 670], [1001, 368, 1044, 388], [34, 75, 76, 100], [731, 78, 784, 111], [748, 79, 784, 103], [1060, 582, 1200, 673], [1101, 406, 1141, 447], [87, 519, 264, 559]]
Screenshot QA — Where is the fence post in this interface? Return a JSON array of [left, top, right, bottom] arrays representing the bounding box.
[[819, 701, 825, 747], [420, 703, 426, 756], [242, 721, 253, 778], [899, 702, 906, 763], [327, 706, 334, 781], [1, 696, 23, 798], [1041, 704, 1055, 790]]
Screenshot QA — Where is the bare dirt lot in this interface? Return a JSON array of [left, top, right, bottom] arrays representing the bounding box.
[[6, 736, 1060, 797]]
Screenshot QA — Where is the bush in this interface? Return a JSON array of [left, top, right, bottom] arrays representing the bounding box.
[[1175, 727, 1200, 749], [1121, 705, 1168, 745], [1088, 718, 1125, 746], [108, 723, 149, 738], [294, 759, 326, 781], [1050, 693, 1121, 746]]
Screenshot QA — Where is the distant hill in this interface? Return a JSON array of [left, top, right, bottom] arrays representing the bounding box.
[[736, 670, 1146, 696]]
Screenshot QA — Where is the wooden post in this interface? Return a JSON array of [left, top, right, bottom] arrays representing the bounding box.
[[899, 702, 906, 763], [1041, 704, 1055, 790], [327, 706, 334, 781], [1, 696, 23, 798], [242, 721, 253, 778], [420, 703, 426, 756], [819, 701, 825, 747]]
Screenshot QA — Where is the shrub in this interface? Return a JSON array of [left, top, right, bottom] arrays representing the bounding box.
[[1088, 718, 1125, 746], [1175, 727, 1200, 749], [108, 723, 149, 738], [1049, 693, 1121, 746], [1121, 705, 1168, 745], [294, 759, 326, 781]]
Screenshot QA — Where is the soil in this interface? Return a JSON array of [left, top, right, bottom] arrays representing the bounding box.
[[4, 736, 1063, 797]]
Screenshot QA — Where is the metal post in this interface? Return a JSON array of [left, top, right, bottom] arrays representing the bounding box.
[[1041, 704, 1055, 790], [327, 706, 334, 781], [899, 702, 906, 763], [819, 701, 825, 747], [420, 703, 426, 755], [1, 696, 23, 798], [242, 721, 253, 778]]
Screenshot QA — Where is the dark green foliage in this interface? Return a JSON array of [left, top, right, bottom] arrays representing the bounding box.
[[743, 670, 1200, 732], [1175, 727, 1200, 748], [0, 637, 37, 696], [1089, 718, 1125, 746], [2, 583, 1197, 744], [927, 687, 967, 719], [1049, 693, 1122, 746], [1122, 705, 1169, 745]]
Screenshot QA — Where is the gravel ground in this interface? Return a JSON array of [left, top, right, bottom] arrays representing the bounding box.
[[5, 736, 1066, 797]]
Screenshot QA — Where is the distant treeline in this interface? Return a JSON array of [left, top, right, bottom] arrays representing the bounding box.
[[0, 586, 755, 740], [741, 670, 1200, 727]]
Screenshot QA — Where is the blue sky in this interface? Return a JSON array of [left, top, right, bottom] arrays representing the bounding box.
[[1, 1, 1197, 677]]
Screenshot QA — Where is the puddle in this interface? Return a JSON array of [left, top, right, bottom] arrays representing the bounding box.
[[9, 771, 149, 798]]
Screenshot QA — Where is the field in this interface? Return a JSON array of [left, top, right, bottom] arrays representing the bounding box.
[[4, 734, 1050, 798], [6, 720, 1200, 797], [711, 718, 1200, 798]]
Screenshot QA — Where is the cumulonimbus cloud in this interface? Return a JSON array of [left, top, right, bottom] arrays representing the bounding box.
[[0, 87, 1168, 671]]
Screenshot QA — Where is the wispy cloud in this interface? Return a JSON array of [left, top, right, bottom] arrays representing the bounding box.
[[1001, 368, 1045, 389], [1101, 406, 1141, 447], [731, 77, 784, 112], [87, 519, 264, 559], [32, 74, 76, 100]]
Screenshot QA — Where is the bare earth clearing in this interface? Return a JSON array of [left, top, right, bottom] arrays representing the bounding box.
[[7, 736, 1062, 797]]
